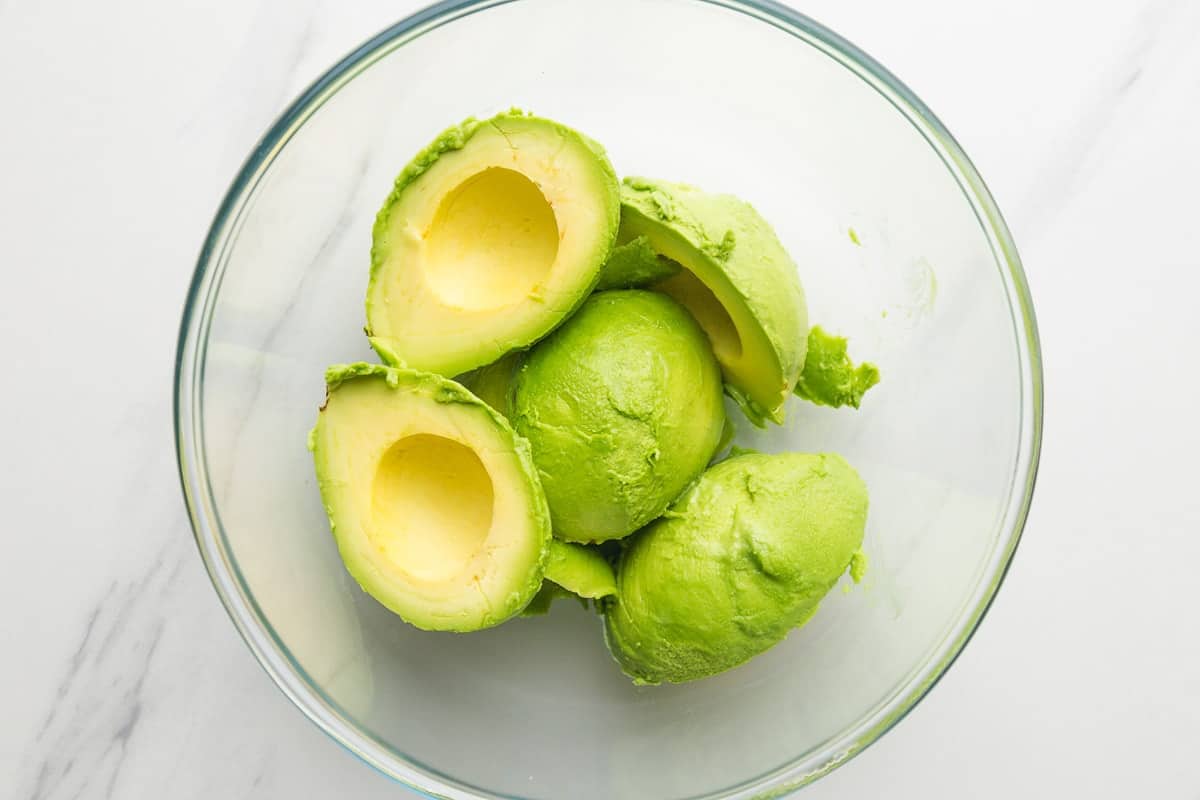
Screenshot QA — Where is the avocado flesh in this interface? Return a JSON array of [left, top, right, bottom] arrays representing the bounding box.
[[604, 452, 868, 684], [619, 177, 808, 426], [595, 235, 681, 290], [521, 583, 575, 616], [544, 539, 617, 599], [794, 326, 881, 409], [512, 290, 726, 543], [367, 111, 620, 376], [522, 539, 618, 616], [458, 351, 522, 417], [310, 363, 551, 632]]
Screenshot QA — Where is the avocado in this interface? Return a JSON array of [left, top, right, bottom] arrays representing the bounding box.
[[522, 539, 618, 616], [367, 111, 620, 376], [458, 351, 522, 417], [594, 235, 681, 291], [521, 582, 574, 616], [619, 177, 809, 426], [604, 452, 868, 684], [310, 363, 551, 632], [794, 326, 881, 409], [544, 539, 617, 599], [511, 290, 725, 543]]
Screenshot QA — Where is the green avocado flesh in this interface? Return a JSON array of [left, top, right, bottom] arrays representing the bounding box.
[[366, 110, 620, 376], [794, 326, 881, 409], [523, 540, 619, 616], [458, 351, 522, 417], [604, 452, 868, 685], [595, 235, 681, 291], [512, 290, 726, 543], [310, 363, 551, 632], [619, 177, 809, 426], [522, 583, 575, 616], [545, 539, 618, 598]]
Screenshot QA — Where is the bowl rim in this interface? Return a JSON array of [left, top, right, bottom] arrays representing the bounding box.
[[174, 1, 1044, 797]]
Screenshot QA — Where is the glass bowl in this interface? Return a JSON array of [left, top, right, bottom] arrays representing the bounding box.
[[174, 0, 1042, 797]]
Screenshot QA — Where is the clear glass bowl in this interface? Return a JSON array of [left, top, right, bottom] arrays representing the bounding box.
[[175, 1, 1043, 797]]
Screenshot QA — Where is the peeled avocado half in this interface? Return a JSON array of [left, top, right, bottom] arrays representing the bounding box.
[[367, 111, 621, 376], [511, 290, 726, 543], [310, 363, 551, 632], [619, 177, 809, 425], [605, 452, 868, 684]]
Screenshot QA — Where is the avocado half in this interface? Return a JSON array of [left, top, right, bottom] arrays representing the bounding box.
[[310, 363, 551, 632], [367, 111, 621, 376], [619, 177, 809, 426], [511, 290, 726, 543], [604, 452, 868, 684]]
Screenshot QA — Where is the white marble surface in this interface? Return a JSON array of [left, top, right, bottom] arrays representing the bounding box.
[[2, 0, 1198, 797]]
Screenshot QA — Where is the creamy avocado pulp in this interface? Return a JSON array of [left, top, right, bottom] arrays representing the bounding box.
[[794, 326, 881, 409], [595, 234, 681, 290]]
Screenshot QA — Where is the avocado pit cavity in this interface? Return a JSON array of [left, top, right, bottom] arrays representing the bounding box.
[[423, 167, 559, 310], [371, 434, 495, 582]]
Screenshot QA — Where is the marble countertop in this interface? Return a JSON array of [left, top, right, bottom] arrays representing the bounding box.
[[2, 0, 1198, 797]]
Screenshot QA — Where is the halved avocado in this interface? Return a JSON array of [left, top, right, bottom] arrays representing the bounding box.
[[604, 452, 868, 684], [367, 111, 621, 375], [310, 363, 551, 632], [511, 290, 726, 543], [619, 177, 809, 426]]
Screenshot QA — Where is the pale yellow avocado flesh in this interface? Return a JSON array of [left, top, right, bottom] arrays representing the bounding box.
[[367, 113, 620, 376], [370, 434, 494, 583], [312, 364, 551, 631], [422, 167, 559, 311]]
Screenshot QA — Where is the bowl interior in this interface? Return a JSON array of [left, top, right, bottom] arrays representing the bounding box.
[[183, 0, 1038, 797]]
